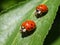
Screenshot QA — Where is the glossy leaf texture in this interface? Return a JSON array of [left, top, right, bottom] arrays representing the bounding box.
[[0, 0, 60, 45]]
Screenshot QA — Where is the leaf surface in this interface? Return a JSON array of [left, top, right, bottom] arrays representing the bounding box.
[[0, 0, 60, 45]]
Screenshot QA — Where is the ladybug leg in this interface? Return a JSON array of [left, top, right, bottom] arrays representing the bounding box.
[[20, 26, 26, 32]]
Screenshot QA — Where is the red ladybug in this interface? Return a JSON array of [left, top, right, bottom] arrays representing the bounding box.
[[35, 4, 48, 17], [20, 20, 36, 32]]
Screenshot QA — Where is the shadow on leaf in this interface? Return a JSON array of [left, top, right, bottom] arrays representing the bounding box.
[[21, 28, 36, 38]]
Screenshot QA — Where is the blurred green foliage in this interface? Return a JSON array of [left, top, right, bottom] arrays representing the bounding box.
[[0, 0, 27, 12]]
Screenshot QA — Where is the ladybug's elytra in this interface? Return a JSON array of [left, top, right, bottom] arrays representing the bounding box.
[[35, 4, 48, 17], [20, 20, 36, 32]]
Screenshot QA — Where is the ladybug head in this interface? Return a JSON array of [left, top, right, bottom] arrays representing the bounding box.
[[35, 9, 42, 15], [20, 26, 26, 32]]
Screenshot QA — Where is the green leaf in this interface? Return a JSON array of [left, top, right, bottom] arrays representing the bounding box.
[[52, 37, 60, 45], [0, 0, 29, 14], [43, 8, 60, 45], [0, 0, 60, 45], [0, 0, 27, 12]]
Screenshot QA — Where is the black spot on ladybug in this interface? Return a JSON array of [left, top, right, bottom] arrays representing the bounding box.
[[27, 28, 30, 30], [31, 24, 33, 26], [31, 27, 33, 29], [30, 24, 34, 29]]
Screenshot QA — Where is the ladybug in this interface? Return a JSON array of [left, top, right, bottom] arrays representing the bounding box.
[[20, 20, 36, 32], [35, 4, 48, 17]]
